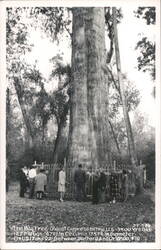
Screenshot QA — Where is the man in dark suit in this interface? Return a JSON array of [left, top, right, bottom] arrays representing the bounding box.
[[74, 164, 86, 201]]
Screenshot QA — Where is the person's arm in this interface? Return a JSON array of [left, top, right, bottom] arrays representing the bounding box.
[[64, 172, 66, 184], [44, 175, 47, 186], [44, 176, 47, 191], [58, 171, 61, 183]]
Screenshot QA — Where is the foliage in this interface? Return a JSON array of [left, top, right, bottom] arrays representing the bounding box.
[[135, 37, 155, 80], [134, 7, 156, 80], [132, 112, 155, 180], [6, 7, 33, 73], [30, 7, 72, 42], [108, 70, 140, 119], [134, 7, 156, 25], [31, 85, 51, 131]]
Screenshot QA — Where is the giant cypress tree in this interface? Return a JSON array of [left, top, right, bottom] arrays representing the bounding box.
[[67, 8, 110, 170]]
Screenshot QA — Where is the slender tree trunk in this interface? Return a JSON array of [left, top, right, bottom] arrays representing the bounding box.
[[13, 77, 34, 149], [41, 124, 45, 162], [112, 7, 138, 166], [108, 119, 121, 155], [67, 8, 110, 170]]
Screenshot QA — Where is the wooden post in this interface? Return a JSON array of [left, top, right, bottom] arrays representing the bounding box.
[[143, 166, 146, 186], [113, 160, 116, 171]]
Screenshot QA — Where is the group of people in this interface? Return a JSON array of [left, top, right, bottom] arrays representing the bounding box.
[[19, 165, 47, 199], [74, 164, 107, 204], [19, 163, 108, 203], [19, 164, 66, 201]]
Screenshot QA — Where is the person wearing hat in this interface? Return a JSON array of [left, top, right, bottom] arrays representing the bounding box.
[[35, 167, 47, 199]]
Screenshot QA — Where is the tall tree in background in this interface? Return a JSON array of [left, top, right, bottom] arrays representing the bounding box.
[[108, 70, 140, 159], [67, 8, 110, 170], [112, 7, 138, 166], [6, 8, 34, 149]]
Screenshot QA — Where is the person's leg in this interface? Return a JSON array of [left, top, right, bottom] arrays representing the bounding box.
[[29, 180, 34, 198], [20, 184, 22, 197], [60, 192, 63, 201], [82, 184, 86, 201], [39, 191, 43, 200], [36, 191, 39, 199], [29, 181, 32, 198], [92, 183, 99, 204], [77, 184, 82, 201], [20, 184, 25, 197], [31, 181, 35, 198]]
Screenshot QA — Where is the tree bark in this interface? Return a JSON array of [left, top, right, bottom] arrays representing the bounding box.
[[67, 8, 110, 170], [112, 7, 138, 166], [53, 102, 69, 163]]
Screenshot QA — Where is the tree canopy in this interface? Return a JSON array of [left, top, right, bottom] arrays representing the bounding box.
[[135, 7, 156, 80]]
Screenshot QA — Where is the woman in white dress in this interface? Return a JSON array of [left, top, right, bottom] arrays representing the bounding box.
[[58, 166, 66, 202]]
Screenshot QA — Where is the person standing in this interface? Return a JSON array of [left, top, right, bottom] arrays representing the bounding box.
[[98, 170, 107, 203], [19, 166, 28, 198], [58, 166, 66, 202], [74, 164, 86, 201], [28, 165, 37, 198], [35, 167, 47, 200], [23, 166, 29, 188], [92, 170, 100, 204]]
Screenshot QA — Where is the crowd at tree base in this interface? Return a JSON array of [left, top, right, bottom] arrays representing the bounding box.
[[49, 164, 145, 203], [6, 162, 146, 204]]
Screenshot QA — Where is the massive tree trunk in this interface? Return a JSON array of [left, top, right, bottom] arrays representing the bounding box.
[[112, 7, 138, 166], [67, 8, 110, 171]]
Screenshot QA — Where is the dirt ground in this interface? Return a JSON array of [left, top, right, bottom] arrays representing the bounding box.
[[6, 181, 155, 243]]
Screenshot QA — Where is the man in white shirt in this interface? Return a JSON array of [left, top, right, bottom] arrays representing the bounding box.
[[28, 166, 37, 198]]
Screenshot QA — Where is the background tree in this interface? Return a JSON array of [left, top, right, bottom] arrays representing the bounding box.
[[108, 70, 140, 160], [132, 112, 155, 180], [113, 7, 138, 166]]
